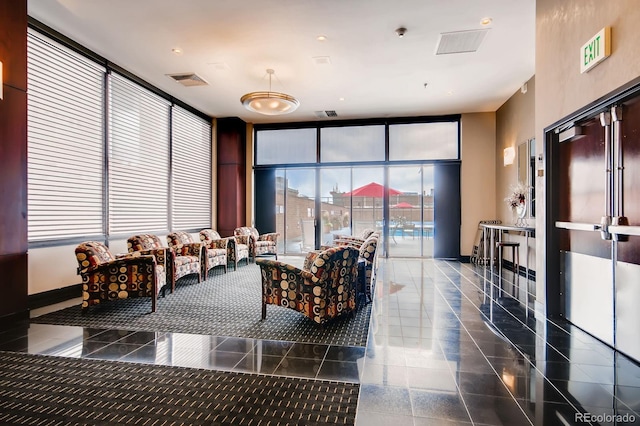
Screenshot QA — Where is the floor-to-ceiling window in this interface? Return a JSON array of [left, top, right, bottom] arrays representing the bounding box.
[[254, 117, 460, 258]]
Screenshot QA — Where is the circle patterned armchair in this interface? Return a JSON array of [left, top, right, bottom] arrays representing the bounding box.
[[256, 246, 359, 324], [75, 241, 165, 312]]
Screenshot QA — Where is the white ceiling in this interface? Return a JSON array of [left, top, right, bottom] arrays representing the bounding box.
[[28, 0, 535, 124]]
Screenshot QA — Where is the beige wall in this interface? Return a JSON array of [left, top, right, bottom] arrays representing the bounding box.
[[496, 76, 535, 223], [535, 0, 640, 315], [460, 112, 497, 257]]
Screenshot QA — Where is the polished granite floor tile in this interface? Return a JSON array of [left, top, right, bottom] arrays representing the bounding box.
[[358, 384, 413, 416], [2, 257, 637, 426], [409, 389, 472, 423], [273, 356, 322, 378], [234, 353, 283, 375], [317, 360, 360, 382]]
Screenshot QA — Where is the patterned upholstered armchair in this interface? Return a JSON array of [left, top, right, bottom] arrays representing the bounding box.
[[200, 229, 249, 271], [186, 229, 228, 276], [332, 228, 375, 246], [75, 241, 165, 313], [357, 234, 379, 304], [166, 231, 205, 283], [256, 246, 359, 324], [234, 226, 279, 261], [126, 234, 173, 295]]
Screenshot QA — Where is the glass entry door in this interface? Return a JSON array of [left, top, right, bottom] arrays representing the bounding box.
[[388, 165, 434, 257]]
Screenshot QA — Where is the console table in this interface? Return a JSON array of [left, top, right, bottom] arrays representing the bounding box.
[[480, 223, 535, 285]]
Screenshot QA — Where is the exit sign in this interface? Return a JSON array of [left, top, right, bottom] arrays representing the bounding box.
[[581, 27, 611, 73]]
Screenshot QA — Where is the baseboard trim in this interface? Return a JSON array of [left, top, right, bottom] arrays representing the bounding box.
[[459, 255, 471, 263], [503, 260, 536, 281], [29, 284, 81, 310]]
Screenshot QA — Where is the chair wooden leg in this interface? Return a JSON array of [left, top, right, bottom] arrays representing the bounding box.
[[262, 302, 267, 320], [151, 294, 157, 313]]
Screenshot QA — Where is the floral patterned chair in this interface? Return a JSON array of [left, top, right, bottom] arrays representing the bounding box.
[[182, 229, 228, 276], [126, 234, 173, 295], [256, 246, 359, 324], [332, 228, 375, 246], [75, 241, 165, 313], [234, 226, 279, 261], [165, 231, 205, 283], [357, 234, 379, 305], [200, 229, 249, 271]]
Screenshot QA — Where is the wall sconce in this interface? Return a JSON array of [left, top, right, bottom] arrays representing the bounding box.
[[0, 61, 3, 100], [503, 146, 515, 166]]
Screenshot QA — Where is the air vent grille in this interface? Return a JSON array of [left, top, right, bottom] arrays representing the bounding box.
[[435, 29, 489, 55], [167, 73, 209, 87], [314, 110, 338, 118]]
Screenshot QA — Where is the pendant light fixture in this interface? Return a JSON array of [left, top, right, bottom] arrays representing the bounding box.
[[240, 69, 299, 115]]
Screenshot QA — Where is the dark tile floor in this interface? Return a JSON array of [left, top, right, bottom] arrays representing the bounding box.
[[1, 258, 639, 425]]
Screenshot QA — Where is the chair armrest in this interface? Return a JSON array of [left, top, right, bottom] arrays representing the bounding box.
[[207, 238, 228, 250], [123, 247, 171, 266], [257, 232, 279, 242], [333, 239, 363, 249], [256, 259, 316, 282], [88, 255, 157, 275], [174, 242, 203, 257], [235, 235, 250, 246]]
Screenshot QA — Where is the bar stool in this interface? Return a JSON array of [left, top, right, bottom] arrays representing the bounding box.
[[496, 240, 520, 298]]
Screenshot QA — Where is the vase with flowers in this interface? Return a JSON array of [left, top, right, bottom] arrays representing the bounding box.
[[505, 182, 530, 226]]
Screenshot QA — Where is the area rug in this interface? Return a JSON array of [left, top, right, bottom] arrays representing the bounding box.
[[32, 264, 371, 347], [0, 351, 359, 425]]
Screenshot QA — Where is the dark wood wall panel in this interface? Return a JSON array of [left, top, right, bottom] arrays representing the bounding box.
[[0, 0, 27, 91], [0, 87, 28, 255], [216, 118, 246, 237], [217, 165, 245, 237], [0, 0, 28, 321], [0, 254, 28, 320], [618, 96, 640, 264]]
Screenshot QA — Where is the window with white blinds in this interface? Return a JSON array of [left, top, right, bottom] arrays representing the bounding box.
[[27, 31, 106, 242], [108, 74, 171, 235], [27, 28, 212, 244], [171, 106, 212, 230]]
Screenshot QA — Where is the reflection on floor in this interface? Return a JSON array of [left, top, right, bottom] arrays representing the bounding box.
[[1, 258, 639, 425]]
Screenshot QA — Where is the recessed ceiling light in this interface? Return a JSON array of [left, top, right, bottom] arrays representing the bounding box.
[[339, 97, 345, 101], [171, 48, 183, 55], [481, 17, 492, 26], [317, 35, 327, 41]]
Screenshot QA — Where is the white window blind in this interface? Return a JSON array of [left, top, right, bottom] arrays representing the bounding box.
[[108, 73, 170, 235], [27, 31, 105, 242], [171, 106, 212, 230]]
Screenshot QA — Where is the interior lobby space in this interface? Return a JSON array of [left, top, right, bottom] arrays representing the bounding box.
[[3, 258, 638, 425], [3, 1, 640, 425]]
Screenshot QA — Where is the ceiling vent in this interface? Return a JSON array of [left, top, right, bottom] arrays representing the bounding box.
[[314, 110, 338, 118], [435, 29, 489, 55], [167, 72, 209, 87]]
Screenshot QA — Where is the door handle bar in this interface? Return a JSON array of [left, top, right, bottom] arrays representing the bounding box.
[[555, 221, 602, 232], [608, 225, 640, 237]]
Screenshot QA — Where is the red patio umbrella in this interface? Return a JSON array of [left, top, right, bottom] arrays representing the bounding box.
[[345, 182, 402, 197], [391, 201, 414, 208]]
